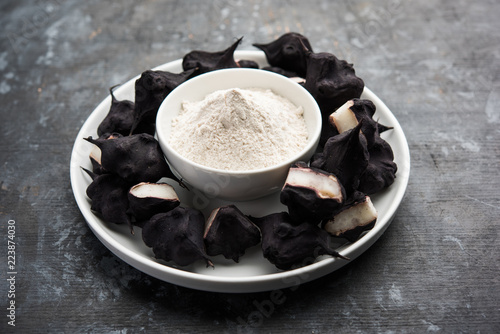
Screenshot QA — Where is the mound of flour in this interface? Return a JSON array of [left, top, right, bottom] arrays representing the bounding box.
[[169, 88, 308, 171]]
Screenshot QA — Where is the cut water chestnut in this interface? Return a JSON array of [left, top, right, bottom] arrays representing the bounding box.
[[250, 212, 349, 270], [327, 99, 397, 194], [97, 85, 135, 137], [182, 37, 243, 74], [253, 32, 313, 78], [329, 99, 387, 149], [203, 205, 261, 262], [280, 162, 345, 224], [84, 133, 181, 185], [142, 207, 213, 267], [127, 182, 180, 224], [323, 195, 377, 242]]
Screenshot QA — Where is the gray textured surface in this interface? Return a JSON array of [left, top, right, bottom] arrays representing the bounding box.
[[1, 0, 499, 332]]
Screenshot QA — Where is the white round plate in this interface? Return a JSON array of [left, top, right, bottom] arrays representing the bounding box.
[[70, 51, 410, 293]]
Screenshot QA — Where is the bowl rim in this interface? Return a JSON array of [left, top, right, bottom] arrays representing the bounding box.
[[155, 67, 322, 175]]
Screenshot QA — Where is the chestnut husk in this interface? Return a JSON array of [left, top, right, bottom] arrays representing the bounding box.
[[203, 205, 261, 262]]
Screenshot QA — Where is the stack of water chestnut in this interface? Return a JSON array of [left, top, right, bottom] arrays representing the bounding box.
[[82, 33, 397, 271]]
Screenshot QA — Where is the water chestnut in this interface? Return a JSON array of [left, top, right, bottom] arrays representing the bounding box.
[[280, 162, 345, 224], [84, 133, 180, 185], [250, 212, 349, 270], [97, 85, 135, 137], [253, 32, 313, 78], [182, 37, 243, 74], [142, 207, 213, 267], [82, 168, 132, 231], [358, 135, 397, 195], [303, 52, 364, 139], [203, 205, 261, 262], [127, 182, 180, 224], [323, 195, 377, 242], [132, 68, 198, 135], [311, 122, 369, 198]]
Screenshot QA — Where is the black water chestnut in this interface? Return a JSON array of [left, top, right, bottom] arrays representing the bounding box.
[[97, 85, 135, 137], [88, 133, 122, 175], [249, 212, 348, 270], [132, 68, 198, 135], [329, 99, 390, 149], [182, 37, 242, 74], [303, 52, 364, 128], [203, 205, 261, 262], [311, 122, 369, 198], [358, 135, 397, 195], [84, 133, 180, 185], [142, 207, 213, 267], [82, 168, 131, 230], [253, 32, 312, 78], [280, 162, 345, 224], [323, 195, 377, 242], [127, 182, 180, 224]]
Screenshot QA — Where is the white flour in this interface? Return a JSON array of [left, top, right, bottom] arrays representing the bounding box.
[[169, 88, 308, 171]]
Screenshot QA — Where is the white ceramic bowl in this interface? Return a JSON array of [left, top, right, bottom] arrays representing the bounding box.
[[156, 68, 322, 201]]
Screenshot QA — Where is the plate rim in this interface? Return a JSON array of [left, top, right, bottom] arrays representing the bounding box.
[[70, 50, 410, 293]]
